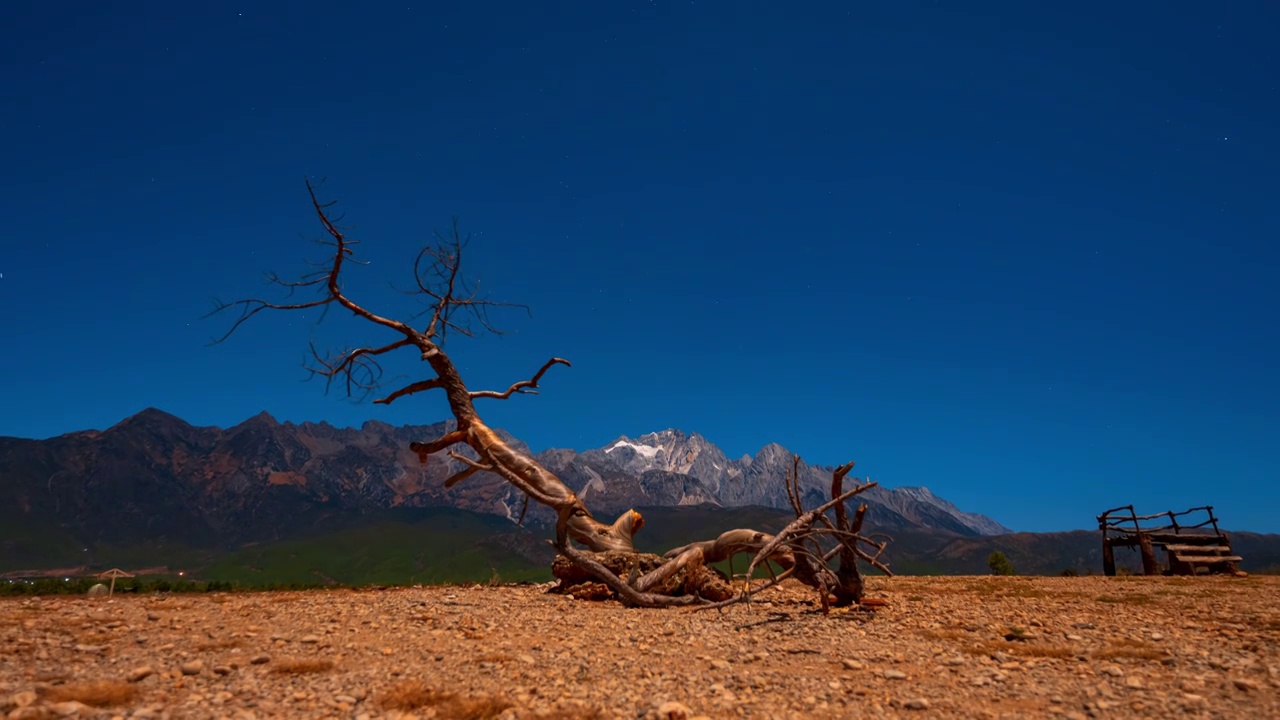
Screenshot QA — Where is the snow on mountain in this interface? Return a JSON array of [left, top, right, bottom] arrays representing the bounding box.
[[605, 439, 662, 459], [537, 430, 1012, 536], [0, 408, 1010, 547]]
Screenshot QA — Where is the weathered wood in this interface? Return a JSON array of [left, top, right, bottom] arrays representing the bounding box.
[[1097, 504, 1242, 577], [1145, 533, 1224, 544], [1162, 544, 1231, 553], [550, 550, 734, 601], [96, 568, 135, 597], [830, 461, 864, 607], [1170, 554, 1242, 564], [212, 182, 894, 611], [1138, 534, 1158, 576]]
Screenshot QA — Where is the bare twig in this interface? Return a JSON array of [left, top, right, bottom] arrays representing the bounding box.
[[784, 455, 805, 517], [744, 483, 877, 582], [308, 338, 413, 399], [305, 182, 419, 340], [470, 358, 571, 400], [441, 450, 496, 488], [409, 430, 468, 465], [374, 378, 445, 405], [413, 219, 529, 343], [442, 466, 483, 489], [447, 450, 495, 471], [213, 180, 896, 610]]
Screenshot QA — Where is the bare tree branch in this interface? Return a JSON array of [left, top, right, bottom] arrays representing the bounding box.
[[374, 378, 446, 405], [413, 219, 530, 343], [743, 482, 877, 582], [304, 181, 420, 341], [307, 338, 414, 399], [442, 448, 496, 486], [784, 455, 806, 517], [470, 358, 571, 400], [409, 430, 468, 465], [204, 293, 333, 346], [212, 179, 895, 615], [552, 541, 702, 608]]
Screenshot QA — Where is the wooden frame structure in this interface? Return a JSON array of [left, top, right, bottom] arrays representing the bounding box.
[[1096, 505, 1242, 576], [95, 568, 135, 596]]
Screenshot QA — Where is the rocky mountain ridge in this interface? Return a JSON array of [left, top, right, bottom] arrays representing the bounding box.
[[0, 409, 1010, 557], [541, 428, 1011, 536]]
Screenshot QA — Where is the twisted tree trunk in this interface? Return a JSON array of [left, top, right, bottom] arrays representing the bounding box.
[[211, 180, 891, 610]]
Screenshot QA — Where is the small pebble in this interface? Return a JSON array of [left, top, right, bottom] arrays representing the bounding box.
[[1233, 678, 1259, 692]]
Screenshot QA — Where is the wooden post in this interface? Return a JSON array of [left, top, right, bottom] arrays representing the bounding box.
[[1138, 533, 1158, 575], [1098, 511, 1116, 577], [1221, 532, 1240, 574]]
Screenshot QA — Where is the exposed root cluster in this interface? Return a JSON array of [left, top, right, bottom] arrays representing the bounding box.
[[547, 458, 893, 612]]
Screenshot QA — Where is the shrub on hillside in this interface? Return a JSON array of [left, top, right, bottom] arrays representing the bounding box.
[[987, 551, 1015, 576]]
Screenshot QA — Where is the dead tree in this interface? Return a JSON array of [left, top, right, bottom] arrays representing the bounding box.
[[210, 181, 890, 610]]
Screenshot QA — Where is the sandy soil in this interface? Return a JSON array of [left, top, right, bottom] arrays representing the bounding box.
[[2, 575, 1277, 719]]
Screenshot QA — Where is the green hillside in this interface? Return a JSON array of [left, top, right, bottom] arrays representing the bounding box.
[[6, 504, 1277, 587], [202, 508, 555, 586]]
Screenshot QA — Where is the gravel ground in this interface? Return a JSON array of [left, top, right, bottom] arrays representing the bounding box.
[[2, 575, 1277, 719]]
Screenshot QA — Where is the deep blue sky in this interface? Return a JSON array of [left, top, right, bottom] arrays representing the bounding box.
[[2, 2, 1277, 533]]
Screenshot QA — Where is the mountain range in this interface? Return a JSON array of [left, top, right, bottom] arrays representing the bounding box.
[[0, 408, 1005, 547], [4, 409, 1276, 579]]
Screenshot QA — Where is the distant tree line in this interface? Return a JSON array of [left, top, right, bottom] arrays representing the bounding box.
[[0, 576, 520, 596], [2, 577, 245, 596]]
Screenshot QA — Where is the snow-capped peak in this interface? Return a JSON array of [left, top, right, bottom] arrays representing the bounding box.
[[605, 439, 663, 459]]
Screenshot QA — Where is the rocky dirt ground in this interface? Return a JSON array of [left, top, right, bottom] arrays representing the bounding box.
[[1, 575, 1277, 719]]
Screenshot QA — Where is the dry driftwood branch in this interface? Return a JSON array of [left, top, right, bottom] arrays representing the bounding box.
[[697, 461, 890, 613], [442, 465, 483, 489], [410, 219, 530, 343], [211, 180, 893, 611], [637, 528, 795, 594], [551, 541, 701, 608], [694, 536, 849, 613], [784, 455, 805, 518], [743, 482, 875, 582], [373, 378, 444, 405], [447, 450, 494, 471], [831, 461, 865, 604], [442, 450, 495, 488], [211, 181, 640, 553], [470, 357, 571, 400]]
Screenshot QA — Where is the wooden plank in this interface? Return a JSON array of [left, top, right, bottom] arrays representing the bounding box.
[[1146, 533, 1224, 543], [1170, 554, 1242, 564], [1162, 544, 1232, 553]]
